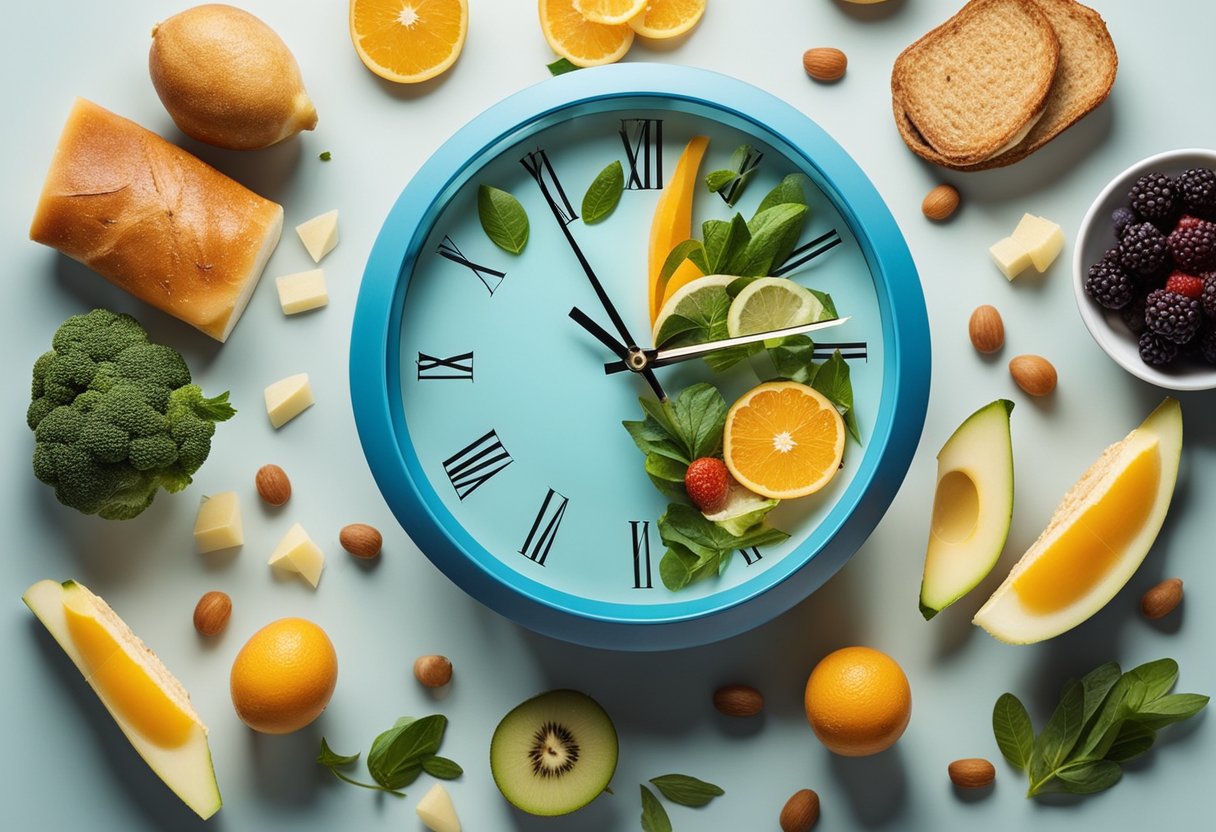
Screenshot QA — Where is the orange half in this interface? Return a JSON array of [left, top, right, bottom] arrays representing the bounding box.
[[540, 0, 635, 67], [724, 381, 845, 500], [574, 0, 647, 25], [628, 0, 707, 39], [350, 0, 468, 84]]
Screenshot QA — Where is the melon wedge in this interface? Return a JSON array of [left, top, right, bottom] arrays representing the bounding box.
[[973, 398, 1182, 644], [647, 135, 709, 324], [23, 579, 221, 819]]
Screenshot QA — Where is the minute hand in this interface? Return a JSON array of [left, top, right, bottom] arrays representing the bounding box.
[[603, 316, 851, 375]]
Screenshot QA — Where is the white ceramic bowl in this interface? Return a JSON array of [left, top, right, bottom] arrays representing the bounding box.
[[1073, 148, 1216, 391]]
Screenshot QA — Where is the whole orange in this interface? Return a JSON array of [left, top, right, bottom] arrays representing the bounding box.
[[804, 646, 911, 756], [230, 617, 338, 734]]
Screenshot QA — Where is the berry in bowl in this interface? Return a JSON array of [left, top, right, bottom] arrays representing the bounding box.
[[1074, 149, 1216, 390]]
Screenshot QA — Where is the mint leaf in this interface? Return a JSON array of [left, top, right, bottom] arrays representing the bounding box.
[[368, 714, 447, 791], [659, 239, 709, 285], [547, 57, 580, 75], [729, 204, 807, 277], [640, 785, 672, 832], [421, 756, 463, 780], [756, 173, 808, 214], [1054, 760, 1121, 795], [992, 693, 1035, 770], [478, 185, 529, 254], [669, 383, 728, 459], [703, 215, 750, 274], [649, 774, 724, 807], [582, 161, 624, 224], [705, 170, 738, 193]]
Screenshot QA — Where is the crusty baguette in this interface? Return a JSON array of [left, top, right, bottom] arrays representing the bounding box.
[[892, 0, 1059, 166], [895, 0, 1117, 171], [29, 98, 282, 342]]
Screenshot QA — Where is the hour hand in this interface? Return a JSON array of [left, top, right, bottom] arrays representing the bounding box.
[[568, 307, 628, 360]]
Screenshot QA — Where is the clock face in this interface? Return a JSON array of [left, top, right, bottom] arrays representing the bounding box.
[[352, 66, 929, 649]]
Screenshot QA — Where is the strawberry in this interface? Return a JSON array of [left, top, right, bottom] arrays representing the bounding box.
[[684, 457, 731, 513], [1165, 270, 1205, 299]]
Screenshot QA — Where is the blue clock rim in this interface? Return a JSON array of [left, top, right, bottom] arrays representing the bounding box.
[[350, 63, 931, 650]]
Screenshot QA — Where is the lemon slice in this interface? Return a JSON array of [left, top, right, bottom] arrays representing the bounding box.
[[726, 277, 826, 338], [651, 274, 735, 346]]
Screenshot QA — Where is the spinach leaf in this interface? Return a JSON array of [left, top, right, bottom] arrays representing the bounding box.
[[477, 185, 529, 254], [582, 161, 624, 224], [992, 693, 1035, 770], [649, 773, 724, 807]]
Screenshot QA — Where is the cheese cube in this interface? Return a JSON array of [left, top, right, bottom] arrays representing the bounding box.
[[276, 269, 328, 315], [268, 522, 325, 587], [1011, 213, 1065, 272], [296, 210, 339, 263], [990, 236, 1033, 281], [193, 492, 243, 553], [264, 373, 314, 428]]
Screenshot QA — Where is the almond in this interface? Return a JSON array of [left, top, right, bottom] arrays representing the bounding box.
[[780, 788, 820, 832], [340, 523, 383, 559], [922, 184, 961, 221], [255, 464, 291, 506], [713, 684, 764, 717], [968, 305, 1005, 353], [1009, 354, 1057, 396], [803, 48, 847, 82], [414, 654, 453, 688], [1141, 577, 1183, 619], [193, 590, 231, 636], [948, 757, 996, 788]]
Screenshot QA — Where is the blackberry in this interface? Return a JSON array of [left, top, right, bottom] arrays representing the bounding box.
[[1167, 216, 1216, 272], [1128, 172, 1178, 226], [1084, 254, 1134, 309], [1145, 288, 1203, 343], [1199, 327, 1216, 365], [1203, 273, 1216, 319], [1120, 294, 1149, 335], [1139, 331, 1179, 366], [1112, 206, 1138, 238], [1178, 167, 1216, 215], [1118, 222, 1169, 274]]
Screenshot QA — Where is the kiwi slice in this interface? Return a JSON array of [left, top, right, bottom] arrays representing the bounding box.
[[490, 689, 618, 816]]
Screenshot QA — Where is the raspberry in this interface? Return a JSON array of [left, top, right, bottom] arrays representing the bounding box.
[[1145, 289, 1203, 343], [1139, 331, 1179, 366], [1120, 294, 1149, 335], [1178, 167, 1216, 215], [684, 457, 731, 513], [1164, 271, 1205, 298], [1128, 172, 1178, 226], [1112, 206, 1138, 238], [1167, 215, 1216, 272], [1118, 222, 1169, 275], [1203, 273, 1216, 319], [1084, 254, 1134, 309]]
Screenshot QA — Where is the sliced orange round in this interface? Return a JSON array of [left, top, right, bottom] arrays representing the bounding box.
[[574, 0, 648, 25], [627, 0, 706, 39], [350, 0, 468, 84], [723, 381, 845, 500], [540, 0, 635, 67]]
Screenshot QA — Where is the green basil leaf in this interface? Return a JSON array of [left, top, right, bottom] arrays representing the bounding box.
[[992, 693, 1036, 770], [1080, 661, 1122, 727], [704, 343, 761, 373], [725, 275, 757, 298], [1105, 722, 1156, 762], [729, 204, 807, 277], [652, 282, 731, 348], [547, 57, 580, 76], [705, 169, 738, 193], [1053, 760, 1122, 796], [640, 785, 673, 832], [1030, 679, 1085, 786], [808, 289, 838, 319], [1078, 676, 1131, 759], [582, 161, 625, 224], [1127, 693, 1209, 731], [756, 174, 807, 214], [368, 715, 448, 791], [703, 215, 750, 274], [731, 524, 789, 551], [659, 239, 708, 285], [653, 313, 703, 348], [670, 383, 728, 459], [659, 545, 697, 591], [649, 774, 724, 807], [769, 335, 816, 384], [317, 737, 360, 769], [421, 756, 463, 780], [811, 350, 860, 443], [623, 418, 689, 466], [1123, 658, 1179, 709], [478, 185, 529, 254], [646, 453, 690, 500]]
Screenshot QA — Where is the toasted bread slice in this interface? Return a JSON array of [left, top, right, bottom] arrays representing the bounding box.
[[892, 0, 1059, 166], [896, 0, 1117, 171]]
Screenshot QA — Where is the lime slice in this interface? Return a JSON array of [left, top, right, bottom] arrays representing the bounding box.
[[726, 277, 825, 337], [652, 274, 736, 346]]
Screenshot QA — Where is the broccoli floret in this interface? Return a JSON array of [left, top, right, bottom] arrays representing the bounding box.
[[27, 309, 236, 520]]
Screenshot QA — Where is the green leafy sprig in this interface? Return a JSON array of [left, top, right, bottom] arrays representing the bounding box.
[[478, 185, 529, 254], [583, 161, 625, 224], [640, 774, 725, 831], [547, 57, 580, 76], [705, 144, 762, 207], [318, 715, 463, 797], [993, 659, 1207, 798]]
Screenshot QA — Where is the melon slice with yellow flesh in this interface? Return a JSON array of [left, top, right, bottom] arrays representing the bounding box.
[[647, 135, 709, 324], [23, 579, 221, 819], [973, 398, 1182, 644]]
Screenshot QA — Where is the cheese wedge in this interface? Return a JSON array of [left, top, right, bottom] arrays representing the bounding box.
[[296, 210, 339, 263], [264, 373, 314, 428], [268, 523, 325, 587], [1011, 213, 1065, 272], [276, 269, 328, 314], [990, 236, 1033, 280], [193, 492, 243, 552]]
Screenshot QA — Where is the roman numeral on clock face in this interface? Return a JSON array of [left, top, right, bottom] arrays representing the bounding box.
[[519, 489, 569, 566], [718, 146, 763, 206], [630, 520, 653, 589], [521, 148, 578, 226], [442, 430, 513, 500], [740, 547, 763, 566], [417, 351, 474, 381], [619, 119, 663, 190], [772, 228, 842, 277], [437, 235, 505, 295], [814, 342, 868, 362]]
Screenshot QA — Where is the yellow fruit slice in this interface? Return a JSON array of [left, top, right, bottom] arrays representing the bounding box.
[[647, 135, 710, 323], [574, 0, 648, 25], [723, 381, 845, 500], [973, 398, 1182, 644], [350, 0, 468, 84], [23, 579, 221, 819], [540, 0, 635, 67], [628, 0, 707, 39]]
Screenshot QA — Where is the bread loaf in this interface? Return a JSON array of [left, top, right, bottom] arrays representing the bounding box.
[[29, 98, 282, 341]]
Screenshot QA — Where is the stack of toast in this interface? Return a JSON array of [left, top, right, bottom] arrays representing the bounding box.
[[891, 0, 1117, 171]]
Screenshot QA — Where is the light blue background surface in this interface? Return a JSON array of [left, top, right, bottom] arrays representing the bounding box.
[[1, 2, 1213, 830]]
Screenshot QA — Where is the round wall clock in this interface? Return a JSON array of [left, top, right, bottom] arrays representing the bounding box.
[[351, 64, 929, 650]]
